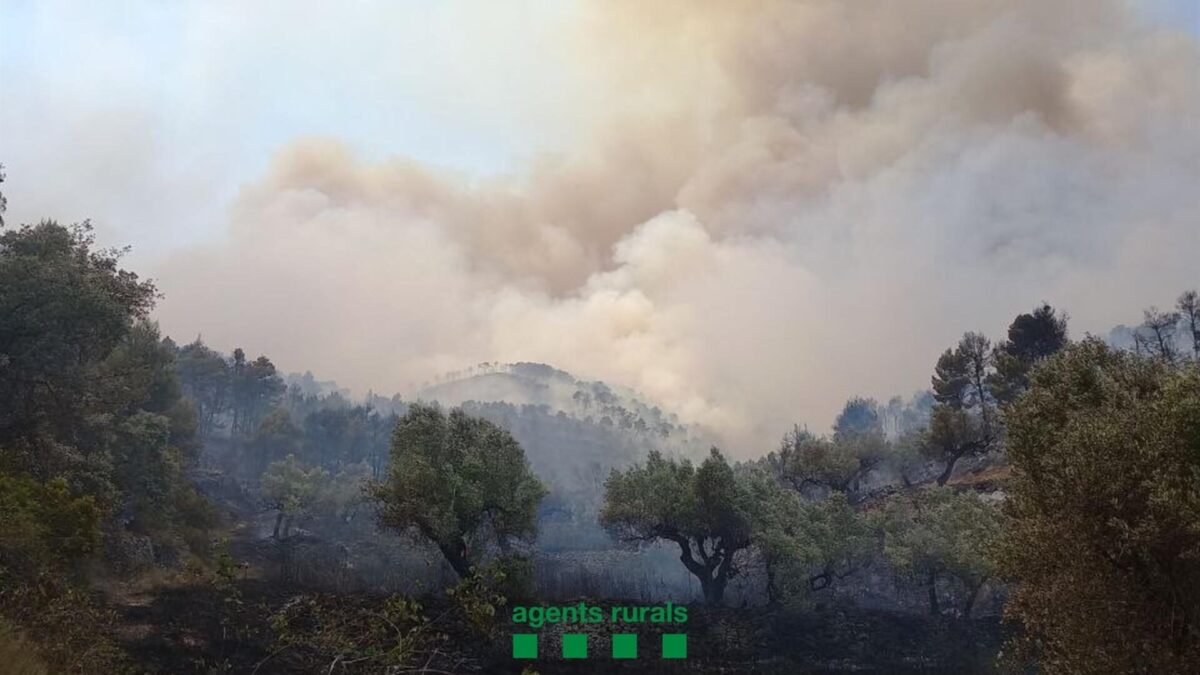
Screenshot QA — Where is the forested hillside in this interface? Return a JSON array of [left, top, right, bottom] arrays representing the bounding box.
[[3, 168, 1199, 672]]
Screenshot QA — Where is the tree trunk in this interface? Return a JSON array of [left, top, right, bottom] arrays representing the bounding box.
[[272, 511, 283, 539], [700, 576, 726, 605], [705, 544, 740, 606], [928, 571, 940, 615], [278, 538, 293, 584], [764, 561, 780, 609], [438, 539, 472, 579], [936, 454, 960, 486], [675, 537, 727, 606], [963, 578, 985, 618]]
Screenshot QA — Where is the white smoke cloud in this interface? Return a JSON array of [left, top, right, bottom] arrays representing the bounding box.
[[151, 0, 1200, 454]]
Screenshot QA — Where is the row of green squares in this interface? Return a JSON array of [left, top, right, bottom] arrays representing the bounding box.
[[512, 633, 687, 659]]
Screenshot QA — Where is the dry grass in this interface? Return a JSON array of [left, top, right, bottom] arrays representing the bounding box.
[[947, 464, 1013, 490], [0, 622, 49, 675]]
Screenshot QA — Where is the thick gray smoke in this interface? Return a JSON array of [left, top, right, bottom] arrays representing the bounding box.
[[152, 0, 1200, 453]]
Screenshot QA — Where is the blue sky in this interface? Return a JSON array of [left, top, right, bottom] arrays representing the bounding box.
[[1148, 0, 1200, 29], [1, 0, 584, 256]]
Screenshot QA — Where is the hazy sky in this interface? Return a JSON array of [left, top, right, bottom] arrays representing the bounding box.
[[3, 1, 1199, 453], [1, 1, 588, 254]]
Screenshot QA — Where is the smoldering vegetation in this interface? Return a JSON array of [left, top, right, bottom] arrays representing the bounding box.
[[172, 335, 981, 615], [5, 205, 1200, 673], [183, 355, 711, 601]]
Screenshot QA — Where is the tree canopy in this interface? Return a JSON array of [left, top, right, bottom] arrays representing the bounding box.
[[601, 448, 754, 605], [0, 221, 210, 671], [998, 338, 1200, 671], [877, 487, 999, 617], [371, 403, 546, 578], [0, 222, 158, 455], [744, 469, 875, 605], [772, 424, 886, 498]]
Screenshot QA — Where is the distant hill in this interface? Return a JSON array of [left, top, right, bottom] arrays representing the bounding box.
[[415, 362, 711, 550], [277, 361, 710, 550], [417, 362, 688, 434]]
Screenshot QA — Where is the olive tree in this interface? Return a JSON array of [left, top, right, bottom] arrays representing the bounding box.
[[262, 454, 328, 539], [371, 403, 545, 578], [744, 469, 875, 605], [877, 487, 999, 617], [997, 339, 1200, 672], [601, 448, 753, 605], [772, 424, 886, 499]]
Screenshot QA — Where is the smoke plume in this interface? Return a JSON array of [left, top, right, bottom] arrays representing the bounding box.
[[153, 0, 1200, 453]]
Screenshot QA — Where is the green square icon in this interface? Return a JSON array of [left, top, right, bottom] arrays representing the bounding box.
[[562, 633, 588, 659], [512, 633, 537, 659], [662, 633, 687, 659], [612, 633, 637, 659]]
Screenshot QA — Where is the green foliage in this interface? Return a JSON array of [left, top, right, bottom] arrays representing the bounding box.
[[876, 487, 1000, 616], [262, 454, 329, 539], [372, 403, 546, 578], [263, 454, 329, 515], [998, 339, 1200, 671], [229, 348, 285, 436], [743, 470, 874, 604], [0, 473, 101, 582], [174, 340, 286, 441], [0, 221, 157, 475], [176, 339, 231, 437], [0, 220, 210, 544], [990, 303, 1069, 403], [491, 553, 535, 601], [320, 461, 372, 522], [253, 407, 301, 474], [833, 396, 883, 437], [213, 540, 240, 588], [259, 452, 370, 537], [301, 405, 387, 469], [602, 448, 753, 604], [446, 562, 509, 636], [924, 331, 1002, 485], [111, 412, 173, 516], [99, 324, 214, 551], [0, 219, 222, 668], [772, 424, 886, 495]]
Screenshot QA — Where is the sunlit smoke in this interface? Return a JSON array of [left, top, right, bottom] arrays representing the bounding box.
[[154, 0, 1200, 453]]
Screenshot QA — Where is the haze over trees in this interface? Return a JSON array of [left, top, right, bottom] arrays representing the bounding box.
[[3, 0, 1200, 668], [922, 305, 1070, 486], [4, 167, 1200, 672], [602, 448, 754, 605], [262, 453, 329, 540], [745, 473, 873, 605], [878, 487, 1000, 617], [372, 403, 546, 578]]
